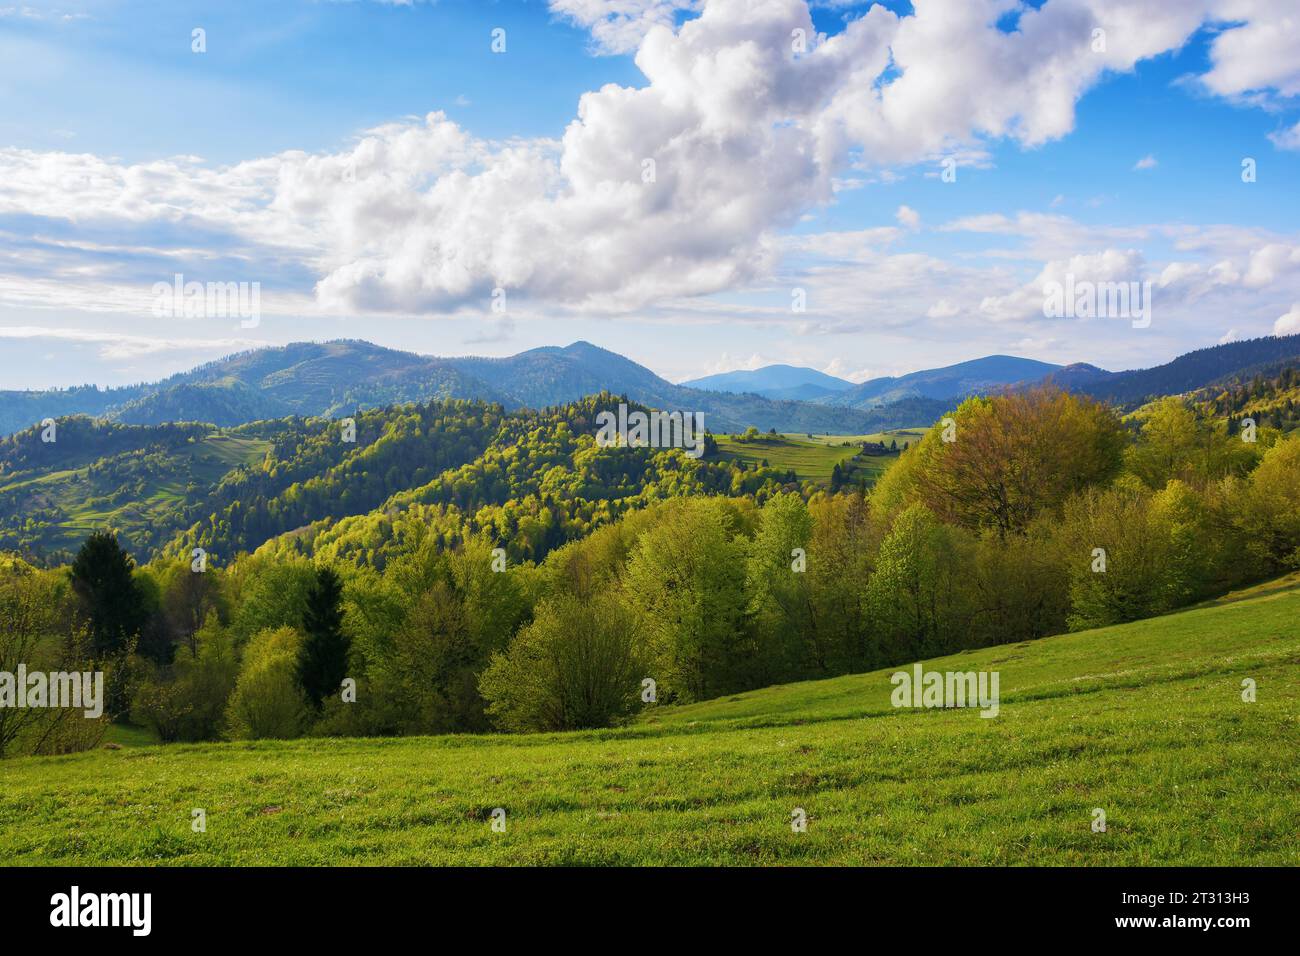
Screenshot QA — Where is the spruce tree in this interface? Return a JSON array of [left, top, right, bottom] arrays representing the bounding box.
[[297, 566, 350, 709], [69, 530, 146, 657]]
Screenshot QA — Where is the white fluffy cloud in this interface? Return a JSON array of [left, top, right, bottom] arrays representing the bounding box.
[[1275, 303, 1300, 336], [979, 248, 1149, 323], [1199, 0, 1300, 100], [896, 204, 921, 229], [1269, 121, 1300, 151], [551, 0, 700, 55], [2, 0, 1300, 323]]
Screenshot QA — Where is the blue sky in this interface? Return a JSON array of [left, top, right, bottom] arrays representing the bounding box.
[[2, 0, 1299, 389]]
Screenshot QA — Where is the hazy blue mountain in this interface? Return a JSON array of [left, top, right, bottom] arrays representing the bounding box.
[[445, 342, 930, 433], [1042, 334, 1300, 406], [7, 335, 1295, 438], [0, 384, 149, 437], [111, 380, 294, 427], [825, 355, 1065, 409], [681, 364, 855, 398], [1036, 363, 1115, 393], [0, 340, 925, 436]]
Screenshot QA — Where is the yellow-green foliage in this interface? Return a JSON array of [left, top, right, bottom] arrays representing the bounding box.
[[224, 626, 307, 740]]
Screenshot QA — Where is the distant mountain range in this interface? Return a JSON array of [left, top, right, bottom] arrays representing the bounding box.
[[680, 365, 856, 401], [827, 355, 1064, 408], [684, 355, 1062, 406], [681, 337, 1300, 411], [0, 341, 940, 437], [1040, 336, 1300, 405], [3, 334, 1299, 437]]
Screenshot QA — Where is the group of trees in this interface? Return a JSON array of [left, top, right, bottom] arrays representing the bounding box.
[[2, 386, 1298, 754], [0, 531, 352, 754], [1201, 366, 1300, 435]]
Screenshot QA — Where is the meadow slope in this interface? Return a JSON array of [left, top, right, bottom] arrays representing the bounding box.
[[2, 578, 1297, 866]]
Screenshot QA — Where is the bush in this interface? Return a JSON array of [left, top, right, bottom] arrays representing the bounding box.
[[130, 616, 237, 742], [480, 593, 646, 733], [1060, 480, 1175, 630], [1234, 436, 1300, 572], [225, 627, 308, 740], [866, 504, 973, 663]]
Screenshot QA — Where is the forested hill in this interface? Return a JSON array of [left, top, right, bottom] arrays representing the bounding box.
[[1044, 333, 1300, 406], [0, 340, 934, 437], [0, 393, 825, 565]]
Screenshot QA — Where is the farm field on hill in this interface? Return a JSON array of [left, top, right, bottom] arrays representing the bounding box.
[[3, 575, 1296, 867], [713, 431, 921, 484], [0, 433, 271, 556]]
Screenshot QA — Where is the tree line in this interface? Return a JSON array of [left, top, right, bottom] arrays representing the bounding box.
[[1, 387, 1297, 754]]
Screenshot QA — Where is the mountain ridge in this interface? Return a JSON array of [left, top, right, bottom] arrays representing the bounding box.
[[4, 334, 1300, 437], [821, 354, 1066, 409], [0, 340, 931, 437], [681, 364, 856, 399]]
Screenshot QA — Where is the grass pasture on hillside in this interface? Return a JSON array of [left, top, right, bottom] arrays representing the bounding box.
[[2, 576, 1297, 866], [0, 433, 270, 555], [714, 430, 924, 484]]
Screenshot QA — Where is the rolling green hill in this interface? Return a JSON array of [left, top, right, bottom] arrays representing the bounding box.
[[9, 434, 271, 556], [3, 574, 1295, 866], [1, 396, 853, 565], [0, 423, 273, 559]]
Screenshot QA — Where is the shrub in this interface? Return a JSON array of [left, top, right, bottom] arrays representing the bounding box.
[[480, 592, 646, 733], [131, 616, 237, 742], [225, 627, 308, 740], [1234, 436, 1300, 572]]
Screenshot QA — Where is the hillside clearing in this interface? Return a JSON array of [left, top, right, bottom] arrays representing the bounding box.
[[713, 432, 917, 484], [2, 576, 1296, 866]]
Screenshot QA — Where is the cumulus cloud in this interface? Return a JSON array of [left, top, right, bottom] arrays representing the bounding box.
[[979, 248, 1149, 323], [1133, 154, 1158, 170], [1241, 243, 1300, 288], [1269, 121, 1300, 151], [550, 0, 700, 55], [2, 0, 1300, 324], [896, 204, 921, 229], [691, 351, 771, 376], [926, 299, 961, 319], [1199, 0, 1300, 100], [1275, 303, 1300, 336]]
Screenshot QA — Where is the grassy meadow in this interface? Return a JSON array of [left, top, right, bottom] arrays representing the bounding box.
[[0, 433, 269, 555], [713, 429, 925, 484], [3, 573, 1296, 866]]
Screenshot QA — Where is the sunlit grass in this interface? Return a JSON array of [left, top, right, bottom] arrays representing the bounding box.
[[3, 578, 1296, 866]]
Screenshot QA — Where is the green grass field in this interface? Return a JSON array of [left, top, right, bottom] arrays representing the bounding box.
[[713, 429, 925, 484], [793, 428, 928, 448], [3, 574, 1297, 866], [0, 434, 269, 554]]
